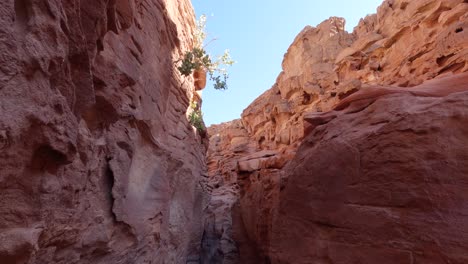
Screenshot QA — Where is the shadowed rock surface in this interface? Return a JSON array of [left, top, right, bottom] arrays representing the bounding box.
[[0, 0, 208, 263]]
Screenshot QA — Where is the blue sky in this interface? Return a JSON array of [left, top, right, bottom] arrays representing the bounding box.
[[191, 0, 384, 126]]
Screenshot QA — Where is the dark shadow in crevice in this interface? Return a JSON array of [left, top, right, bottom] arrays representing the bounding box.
[[104, 159, 117, 222], [14, 0, 29, 32], [30, 145, 69, 173]]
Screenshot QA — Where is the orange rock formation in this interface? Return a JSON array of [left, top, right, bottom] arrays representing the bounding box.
[[204, 0, 468, 262]]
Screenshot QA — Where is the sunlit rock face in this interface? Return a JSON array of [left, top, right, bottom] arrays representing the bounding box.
[[241, 0, 467, 155], [272, 72, 468, 263], [204, 0, 468, 263], [0, 0, 209, 263]]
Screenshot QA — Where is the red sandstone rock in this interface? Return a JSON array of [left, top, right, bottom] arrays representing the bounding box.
[[241, 0, 468, 155], [0, 0, 207, 263], [205, 0, 468, 263], [272, 73, 468, 263], [201, 120, 254, 263]]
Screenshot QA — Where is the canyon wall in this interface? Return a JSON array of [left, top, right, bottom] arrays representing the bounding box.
[[1, 0, 467, 263], [205, 0, 468, 262], [272, 73, 468, 263], [0, 0, 208, 263]]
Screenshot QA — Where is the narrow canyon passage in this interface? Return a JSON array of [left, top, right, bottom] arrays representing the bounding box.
[[0, 0, 467, 264], [199, 0, 468, 263]]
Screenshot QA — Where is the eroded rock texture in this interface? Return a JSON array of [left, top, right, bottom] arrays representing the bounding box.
[[201, 121, 264, 263], [273, 73, 468, 263], [205, 0, 468, 263], [0, 0, 207, 263], [242, 0, 468, 154]]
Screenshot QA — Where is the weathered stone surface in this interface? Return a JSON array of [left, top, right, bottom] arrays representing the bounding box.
[[204, 121, 294, 263], [272, 73, 468, 263], [205, 0, 468, 263], [200, 120, 253, 263], [238, 150, 278, 172], [241, 0, 468, 156], [242, 17, 355, 153], [0, 0, 207, 263]]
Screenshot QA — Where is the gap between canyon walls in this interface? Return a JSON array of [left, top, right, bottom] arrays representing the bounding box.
[[0, 0, 467, 263], [201, 0, 468, 263], [0, 0, 211, 263]]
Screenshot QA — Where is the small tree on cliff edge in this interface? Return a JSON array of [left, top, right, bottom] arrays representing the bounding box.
[[177, 14, 235, 90]]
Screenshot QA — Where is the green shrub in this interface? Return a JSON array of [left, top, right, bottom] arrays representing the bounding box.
[[188, 101, 205, 132], [177, 15, 235, 90]]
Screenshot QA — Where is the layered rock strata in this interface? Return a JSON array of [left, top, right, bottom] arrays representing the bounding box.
[[205, 0, 468, 263], [0, 0, 207, 263]]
